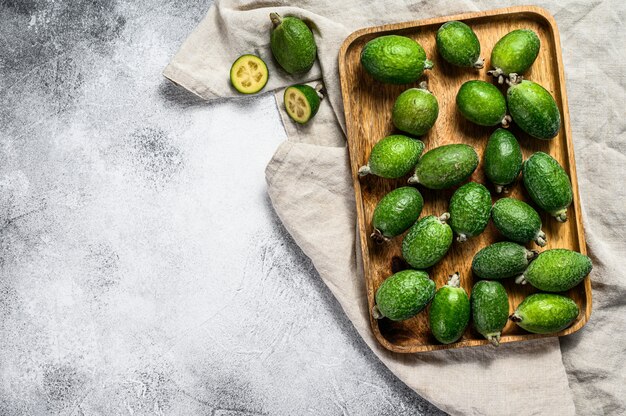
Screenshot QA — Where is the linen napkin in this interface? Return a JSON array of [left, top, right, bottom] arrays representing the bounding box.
[[164, 0, 626, 414]]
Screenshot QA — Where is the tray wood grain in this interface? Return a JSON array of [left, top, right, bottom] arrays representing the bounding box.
[[338, 6, 591, 353]]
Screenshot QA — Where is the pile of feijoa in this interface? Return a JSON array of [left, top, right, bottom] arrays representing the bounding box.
[[359, 23, 590, 346]]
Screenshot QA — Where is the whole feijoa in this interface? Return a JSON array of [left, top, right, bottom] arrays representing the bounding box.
[[371, 187, 424, 243], [358, 135, 424, 179], [408, 144, 479, 189], [488, 29, 540, 83], [507, 79, 561, 140], [436, 21, 484, 68], [491, 197, 547, 246], [449, 182, 492, 242], [517, 249, 592, 292], [510, 293, 579, 334], [456, 80, 509, 127], [472, 242, 538, 280], [361, 35, 433, 84], [429, 273, 470, 344], [392, 83, 439, 136], [270, 13, 317, 74], [471, 280, 509, 346], [523, 152, 573, 222], [402, 214, 453, 269], [484, 128, 523, 193], [373, 270, 436, 321]]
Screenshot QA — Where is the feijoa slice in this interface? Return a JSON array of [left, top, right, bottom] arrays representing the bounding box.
[[436, 21, 483, 68], [284, 84, 321, 124], [456, 80, 509, 127], [230, 54, 269, 94]]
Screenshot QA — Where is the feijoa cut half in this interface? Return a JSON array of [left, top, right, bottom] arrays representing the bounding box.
[[230, 54, 269, 94], [284, 84, 322, 124]]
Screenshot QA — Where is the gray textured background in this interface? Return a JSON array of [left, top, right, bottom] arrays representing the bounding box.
[[0, 1, 445, 414]]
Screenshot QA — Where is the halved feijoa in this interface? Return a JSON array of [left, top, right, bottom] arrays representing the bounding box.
[[284, 84, 321, 124], [230, 54, 269, 94]]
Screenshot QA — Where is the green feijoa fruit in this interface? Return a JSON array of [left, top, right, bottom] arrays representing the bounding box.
[[429, 273, 470, 344], [371, 187, 424, 243], [284, 85, 321, 124], [472, 242, 538, 280], [488, 29, 540, 83], [492, 197, 547, 246], [471, 280, 509, 346], [408, 144, 479, 189], [402, 214, 453, 269], [456, 80, 509, 127], [517, 249, 592, 292], [372, 270, 436, 321], [392, 83, 439, 136], [523, 152, 573, 222], [230, 55, 269, 94], [510, 293, 579, 334], [507, 79, 561, 140], [449, 182, 492, 242], [484, 128, 522, 193], [361, 35, 433, 84], [436, 21, 484, 68], [270, 13, 317, 74], [359, 135, 424, 179]]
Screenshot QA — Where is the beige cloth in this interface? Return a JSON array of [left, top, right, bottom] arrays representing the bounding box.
[[164, 1, 626, 415]]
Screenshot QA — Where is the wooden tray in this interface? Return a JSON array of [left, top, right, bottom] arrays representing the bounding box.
[[338, 6, 591, 353]]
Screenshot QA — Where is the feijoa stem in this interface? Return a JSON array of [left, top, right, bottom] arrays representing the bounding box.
[[418, 80, 430, 92], [438, 212, 450, 224], [506, 73, 523, 86], [486, 332, 501, 347], [487, 67, 505, 84], [553, 209, 568, 223], [535, 230, 547, 247], [447, 272, 461, 288], [270, 12, 282, 27], [407, 174, 419, 185], [473, 57, 485, 69], [371, 228, 390, 244], [424, 59, 434, 70], [456, 233, 468, 243], [494, 184, 505, 194], [315, 83, 326, 100], [501, 115, 512, 128], [526, 249, 539, 261], [515, 274, 527, 285], [509, 313, 522, 323], [372, 305, 383, 319], [358, 165, 371, 177]]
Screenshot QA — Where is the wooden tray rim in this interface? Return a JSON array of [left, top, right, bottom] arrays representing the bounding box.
[[338, 5, 591, 353]]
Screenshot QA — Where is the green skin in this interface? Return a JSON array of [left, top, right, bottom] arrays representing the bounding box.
[[373, 270, 436, 321], [429, 273, 470, 344], [517, 249, 592, 292], [408, 144, 479, 189], [371, 187, 424, 242], [456, 80, 509, 127], [471, 280, 509, 346], [361, 35, 433, 84], [507, 79, 561, 140], [436, 21, 483, 68], [284, 84, 321, 123], [472, 241, 538, 280], [449, 182, 492, 242], [270, 14, 317, 74], [484, 128, 522, 193], [402, 214, 453, 269], [392, 84, 439, 136], [523, 152, 573, 222], [510, 293, 579, 334], [491, 197, 547, 246], [488, 29, 540, 83], [359, 135, 424, 179]]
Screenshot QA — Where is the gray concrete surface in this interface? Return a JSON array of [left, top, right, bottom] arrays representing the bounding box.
[[0, 1, 445, 414]]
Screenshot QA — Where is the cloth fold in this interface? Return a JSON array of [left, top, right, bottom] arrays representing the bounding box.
[[164, 1, 626, 414]]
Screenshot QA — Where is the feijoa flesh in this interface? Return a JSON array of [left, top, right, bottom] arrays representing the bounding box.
[[284, 84, 321, 124]]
